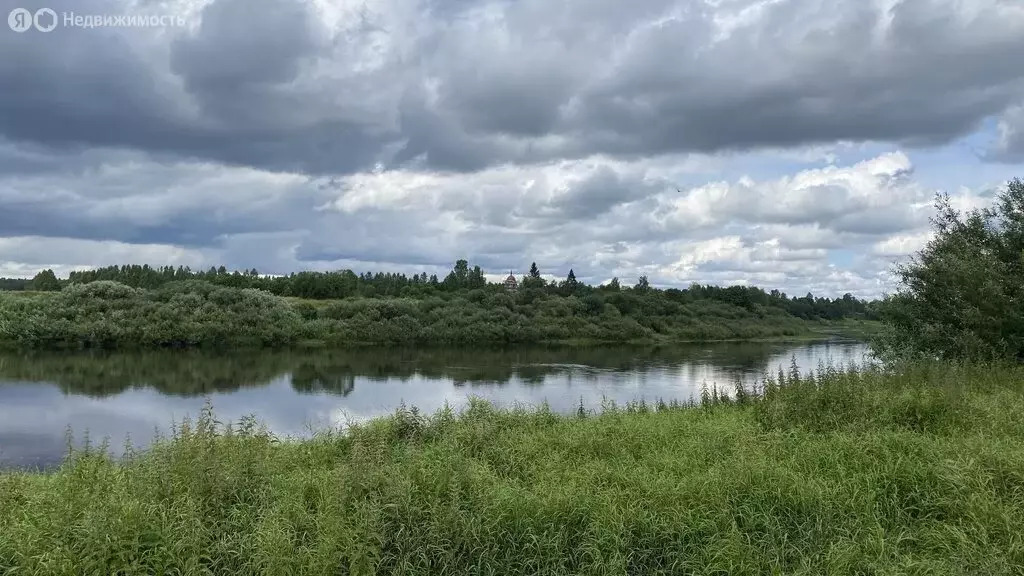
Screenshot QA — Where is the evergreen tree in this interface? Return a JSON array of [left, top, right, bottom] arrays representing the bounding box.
[[523, 262, 545, 289], [562, 268, 579, 295]]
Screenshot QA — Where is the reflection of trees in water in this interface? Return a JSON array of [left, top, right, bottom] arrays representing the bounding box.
[[290, 364, 355, 396], [0, 342, 822, 398], [0, 351, 297, 398]]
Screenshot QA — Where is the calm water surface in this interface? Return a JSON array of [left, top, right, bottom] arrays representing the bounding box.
[[0, 339, 871, 468]]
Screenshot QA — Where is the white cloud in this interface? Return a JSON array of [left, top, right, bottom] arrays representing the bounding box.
[[871, 231, 934, 258], [0, 237, 208, 278], [0, 147, 1011, 298]]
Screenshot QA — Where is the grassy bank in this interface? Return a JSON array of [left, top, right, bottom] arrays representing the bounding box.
[[0, 280, 875, 350], [3, 362, 1023, 574]]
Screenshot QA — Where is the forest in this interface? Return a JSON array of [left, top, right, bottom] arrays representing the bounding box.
[[0, 258, 878, 349], [3, 259, 877, 317], [0, 276, 875, 349]]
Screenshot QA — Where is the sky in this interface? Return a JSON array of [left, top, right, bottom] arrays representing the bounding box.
[[1, 0, 1023, 298]]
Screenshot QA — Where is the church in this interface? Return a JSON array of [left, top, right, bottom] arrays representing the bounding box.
[[502, 271, 519, 291]]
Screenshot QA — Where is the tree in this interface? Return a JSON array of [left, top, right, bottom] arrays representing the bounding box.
[[0, 278, 30, 291], [469, 265, 487, 289], [635, 274, 650, 293], [443, 259, 471, 289], [875, 178, 1024, 361], [454, 259, 469, 281], [561, 268, 579, 295], [582, 293, 605, 314], [30, 269, 61, 291], [523, 262, 545, 289]]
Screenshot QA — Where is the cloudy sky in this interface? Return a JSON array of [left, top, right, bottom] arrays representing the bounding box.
[[1, 0, 1022, 298]]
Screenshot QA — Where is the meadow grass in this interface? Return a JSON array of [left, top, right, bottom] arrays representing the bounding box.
[[2, 362, 1024, 575]]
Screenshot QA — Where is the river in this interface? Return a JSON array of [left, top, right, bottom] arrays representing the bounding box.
[[0, 339, 871, 468]]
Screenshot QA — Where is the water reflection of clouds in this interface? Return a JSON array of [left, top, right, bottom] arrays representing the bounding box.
[[0, 341, 871, 468]]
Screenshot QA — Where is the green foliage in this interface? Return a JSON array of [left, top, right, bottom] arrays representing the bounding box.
[[560, 268, 579, 296], [2, 257, 882, 350], [522, 261, 546, 289], [29, 269, 61, 292], [0, 281, 302, 349], [0, 277, 30, 291], [29, 259, 880, 321], [581, 293, 605, 315], [875, 178, 1024, 362], [0, 276, 875, 350], [3, 362, 1024, 574], [634, 274, 650, 293]]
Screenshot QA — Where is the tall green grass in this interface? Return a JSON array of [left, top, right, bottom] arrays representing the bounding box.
[[2, 362, 1024, 575]]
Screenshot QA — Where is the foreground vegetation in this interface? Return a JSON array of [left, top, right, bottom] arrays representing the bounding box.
[[875, 178, 1024, 362], [2, 361, 1024, 574], [0, 278, 874, 350]]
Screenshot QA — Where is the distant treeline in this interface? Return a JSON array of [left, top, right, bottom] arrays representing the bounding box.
[[0, 278, 29, 291], [0, 275, 874, 350], [10, 260, 879, 322]]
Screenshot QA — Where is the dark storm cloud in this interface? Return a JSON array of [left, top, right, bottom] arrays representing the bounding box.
[[0, 0, 184, 149], [0, 0, 392, 175], [546, 165, 661, 220], [391, 95, 515, 173], [170, 0, 322, 90], [0, 149, 325, 246], [1, 0, 1022, 175], [395, 0, 1024, 171], [0, 195, 306, 247]]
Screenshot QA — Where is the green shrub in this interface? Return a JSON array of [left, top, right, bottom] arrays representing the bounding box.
[[0, 280, 860, 350]]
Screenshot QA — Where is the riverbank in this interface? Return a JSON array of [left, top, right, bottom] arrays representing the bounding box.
[[0, 280, 878, 350], [2, 361, 1022, 574]]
